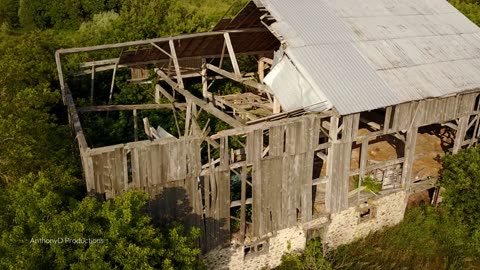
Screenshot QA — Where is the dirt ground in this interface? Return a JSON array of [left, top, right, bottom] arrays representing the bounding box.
[[316, 126, 452, 180]]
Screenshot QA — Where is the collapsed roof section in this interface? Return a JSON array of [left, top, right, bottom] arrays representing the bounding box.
[[257, 0, 480, 115]]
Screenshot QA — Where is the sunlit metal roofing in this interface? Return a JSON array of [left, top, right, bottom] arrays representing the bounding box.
[[259, 0, 480, 115]]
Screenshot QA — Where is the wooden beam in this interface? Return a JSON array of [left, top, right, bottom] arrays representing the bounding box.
[[57, 28, 271, 54], [150, 42, 172, 58], [80, 58, 119, 68], [155, 84, 175, 103], [211, 111, 334, 139], [64, 85, 88, 150], [169, 40, 184, 88], [206, 64, 272, 94], [55, 51, 66, 104], [108, 61, 118, 103], [201, 58, 210, 99], [74, 51, 273, 76], [223, 32, 241, 78], [401, 127, 418, 190], [78, 103, 186, 112], [155, 68, 245, 128], [453, 115, 469, 154]]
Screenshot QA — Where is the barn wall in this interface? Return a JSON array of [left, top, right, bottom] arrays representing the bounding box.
[[78, 91, 480, 268]]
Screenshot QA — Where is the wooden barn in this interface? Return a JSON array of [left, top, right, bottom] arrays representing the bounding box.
[[56, 0, 480, 268]]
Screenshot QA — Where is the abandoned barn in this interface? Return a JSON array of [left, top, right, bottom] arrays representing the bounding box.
[[56, 0, 480, 269]]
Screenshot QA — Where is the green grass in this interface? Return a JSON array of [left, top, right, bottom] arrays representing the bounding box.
[[277, 206, 480, 270]]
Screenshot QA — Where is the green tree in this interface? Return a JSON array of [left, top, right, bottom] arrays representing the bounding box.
[[0, 171, 204, 270], [441, 146, 480, 231]]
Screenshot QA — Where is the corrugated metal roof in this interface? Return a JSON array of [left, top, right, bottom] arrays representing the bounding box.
[[259, 0, 480, 115]]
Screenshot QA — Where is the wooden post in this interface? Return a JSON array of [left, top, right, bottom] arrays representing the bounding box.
[[453, 115, 468, 154], [240, 166, 247, 243], [108, 61, 118, 104], [169, 39, 184, 89], [154, 85, 160, 104], [55, 51, 66, 104], [223, 32, 241, 78], [201, 58, 209, 99], [90, 66, 95, 104], [358, 140, 368, 203], [401, 127, 418, 190], [133, 109, 138, 141], [185, 100, 192, 136], [384, 106, 392, 133]]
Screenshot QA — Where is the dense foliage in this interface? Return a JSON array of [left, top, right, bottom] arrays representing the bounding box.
[[0, 0, 247, 269]]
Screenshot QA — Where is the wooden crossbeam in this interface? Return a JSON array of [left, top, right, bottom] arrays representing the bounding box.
[[78, 103, 186, 112], [150, 42, 172, 58], [74, 51, 273, 76], [57, 28, 270, 54], [155, 68, 245, 128], [206, 64, 272, 94]]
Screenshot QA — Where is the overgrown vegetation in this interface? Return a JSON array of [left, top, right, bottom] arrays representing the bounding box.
[[2, 0, 480, 268], [0, 0, 248, 268], [277, 146, 480, 270]]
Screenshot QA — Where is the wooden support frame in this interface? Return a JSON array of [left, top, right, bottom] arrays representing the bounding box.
[[206, 64, 272, 94], [155, 68, 245, 128]]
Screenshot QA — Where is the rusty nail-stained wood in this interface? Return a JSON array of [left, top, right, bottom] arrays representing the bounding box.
[[169, 39, 184, 89], [155, 68, 244, 128]]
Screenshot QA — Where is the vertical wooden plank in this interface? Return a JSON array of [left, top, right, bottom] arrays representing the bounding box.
[[301, 116, 316, 222], [133, 109, 138, 141], [250, 129, 263, 237], [401, 127, 418, 190], [169, 39, 184, 88], [358, 140, 369, 203], [240, 166, 247, 243], [131, 148, 141, 189], [113, 147, 125, 196], [201, 58, 209, 99], [384, 106, 392, 133], [453, 115, 469, 154], [269, 125, 284, 157]]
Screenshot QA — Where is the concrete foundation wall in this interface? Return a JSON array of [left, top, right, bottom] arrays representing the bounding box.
[[203, 191, 408, 269]]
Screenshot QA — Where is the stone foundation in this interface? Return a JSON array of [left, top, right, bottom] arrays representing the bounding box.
[[203, 191, 408, 269]]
